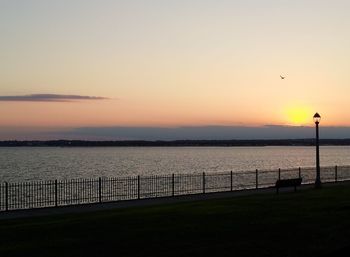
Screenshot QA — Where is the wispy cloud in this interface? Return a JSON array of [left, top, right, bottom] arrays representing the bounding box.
[[0, 94, 108, 102]]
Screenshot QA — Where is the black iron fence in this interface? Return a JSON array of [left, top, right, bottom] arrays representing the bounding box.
[[1, 165, 350, 212]]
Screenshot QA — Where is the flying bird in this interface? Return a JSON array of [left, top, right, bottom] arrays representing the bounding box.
[[280, 75, 286, 79]]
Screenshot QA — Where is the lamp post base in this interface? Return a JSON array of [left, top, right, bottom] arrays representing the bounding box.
[[315, 180, 322, 189]]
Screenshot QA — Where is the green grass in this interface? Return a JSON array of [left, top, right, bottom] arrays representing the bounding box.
[[1, 185, 350, 257]]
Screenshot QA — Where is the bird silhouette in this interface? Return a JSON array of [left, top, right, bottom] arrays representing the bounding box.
[[280, 75, 285, 79]]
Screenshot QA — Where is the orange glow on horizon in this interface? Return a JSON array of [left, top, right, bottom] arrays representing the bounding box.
[[0, 100, 349, 129]]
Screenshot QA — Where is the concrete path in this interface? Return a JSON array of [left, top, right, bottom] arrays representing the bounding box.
[[0, 181, 347, 220]]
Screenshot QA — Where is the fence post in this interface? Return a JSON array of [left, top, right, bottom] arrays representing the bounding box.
[[5, 182, 8, 211], [335, 165, 338, 182], [55, 180, 58, 207], [299, 167, 301, 179], [172, 174, 175, 196], [203, 172, 205, 194], [278, 168, 281, 180], [137, 175, 140, 199], [230, 170, 233, 192], [256, 169, 258, 189], [98, 177, 102, 203]]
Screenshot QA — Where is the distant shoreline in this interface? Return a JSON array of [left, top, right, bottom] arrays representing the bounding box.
[[1, 139, 350, 147]]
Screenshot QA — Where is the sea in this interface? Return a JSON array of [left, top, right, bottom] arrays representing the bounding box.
[[1, 146, 350, 182]]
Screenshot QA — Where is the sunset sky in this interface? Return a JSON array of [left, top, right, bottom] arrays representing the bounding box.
[[1, 0, 350, 139]]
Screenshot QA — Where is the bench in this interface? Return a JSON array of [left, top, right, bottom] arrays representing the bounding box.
[[275, 178, 302, 193]]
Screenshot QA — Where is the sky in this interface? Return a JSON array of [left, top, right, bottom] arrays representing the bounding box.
[[1, 0, 350, 140]]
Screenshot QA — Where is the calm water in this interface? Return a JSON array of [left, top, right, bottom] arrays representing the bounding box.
[[1, 146, 350, 182]]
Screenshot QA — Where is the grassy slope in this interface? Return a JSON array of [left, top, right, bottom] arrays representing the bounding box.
[[1, 185, 350, 257]]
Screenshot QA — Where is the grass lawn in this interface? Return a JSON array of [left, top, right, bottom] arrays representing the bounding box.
[[1, 185, 350, 257]]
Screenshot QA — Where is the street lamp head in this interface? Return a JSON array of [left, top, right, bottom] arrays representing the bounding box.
[[313, 112, 321, 124]]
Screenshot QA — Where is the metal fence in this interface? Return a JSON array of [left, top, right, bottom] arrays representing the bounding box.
[[1, 165, 350, 212]]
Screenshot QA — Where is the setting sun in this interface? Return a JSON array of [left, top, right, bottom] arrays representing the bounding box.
[[285, 106, 312, 126]]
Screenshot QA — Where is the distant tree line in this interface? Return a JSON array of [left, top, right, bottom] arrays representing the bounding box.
[[1, 139, 350, 147]]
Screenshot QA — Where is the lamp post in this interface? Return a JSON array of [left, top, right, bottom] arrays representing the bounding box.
[[313, 112, 321, 188]]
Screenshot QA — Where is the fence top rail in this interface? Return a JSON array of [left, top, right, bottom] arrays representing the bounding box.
[[1, 165, 349, 185]]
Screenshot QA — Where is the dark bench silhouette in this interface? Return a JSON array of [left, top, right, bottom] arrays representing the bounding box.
[[275, 178, 302, 193]]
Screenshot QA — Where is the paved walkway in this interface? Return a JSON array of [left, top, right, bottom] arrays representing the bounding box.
[[0, 181, 347, 220]]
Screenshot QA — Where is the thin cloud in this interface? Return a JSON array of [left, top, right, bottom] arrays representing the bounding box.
[[0, 94, 109, 102]]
